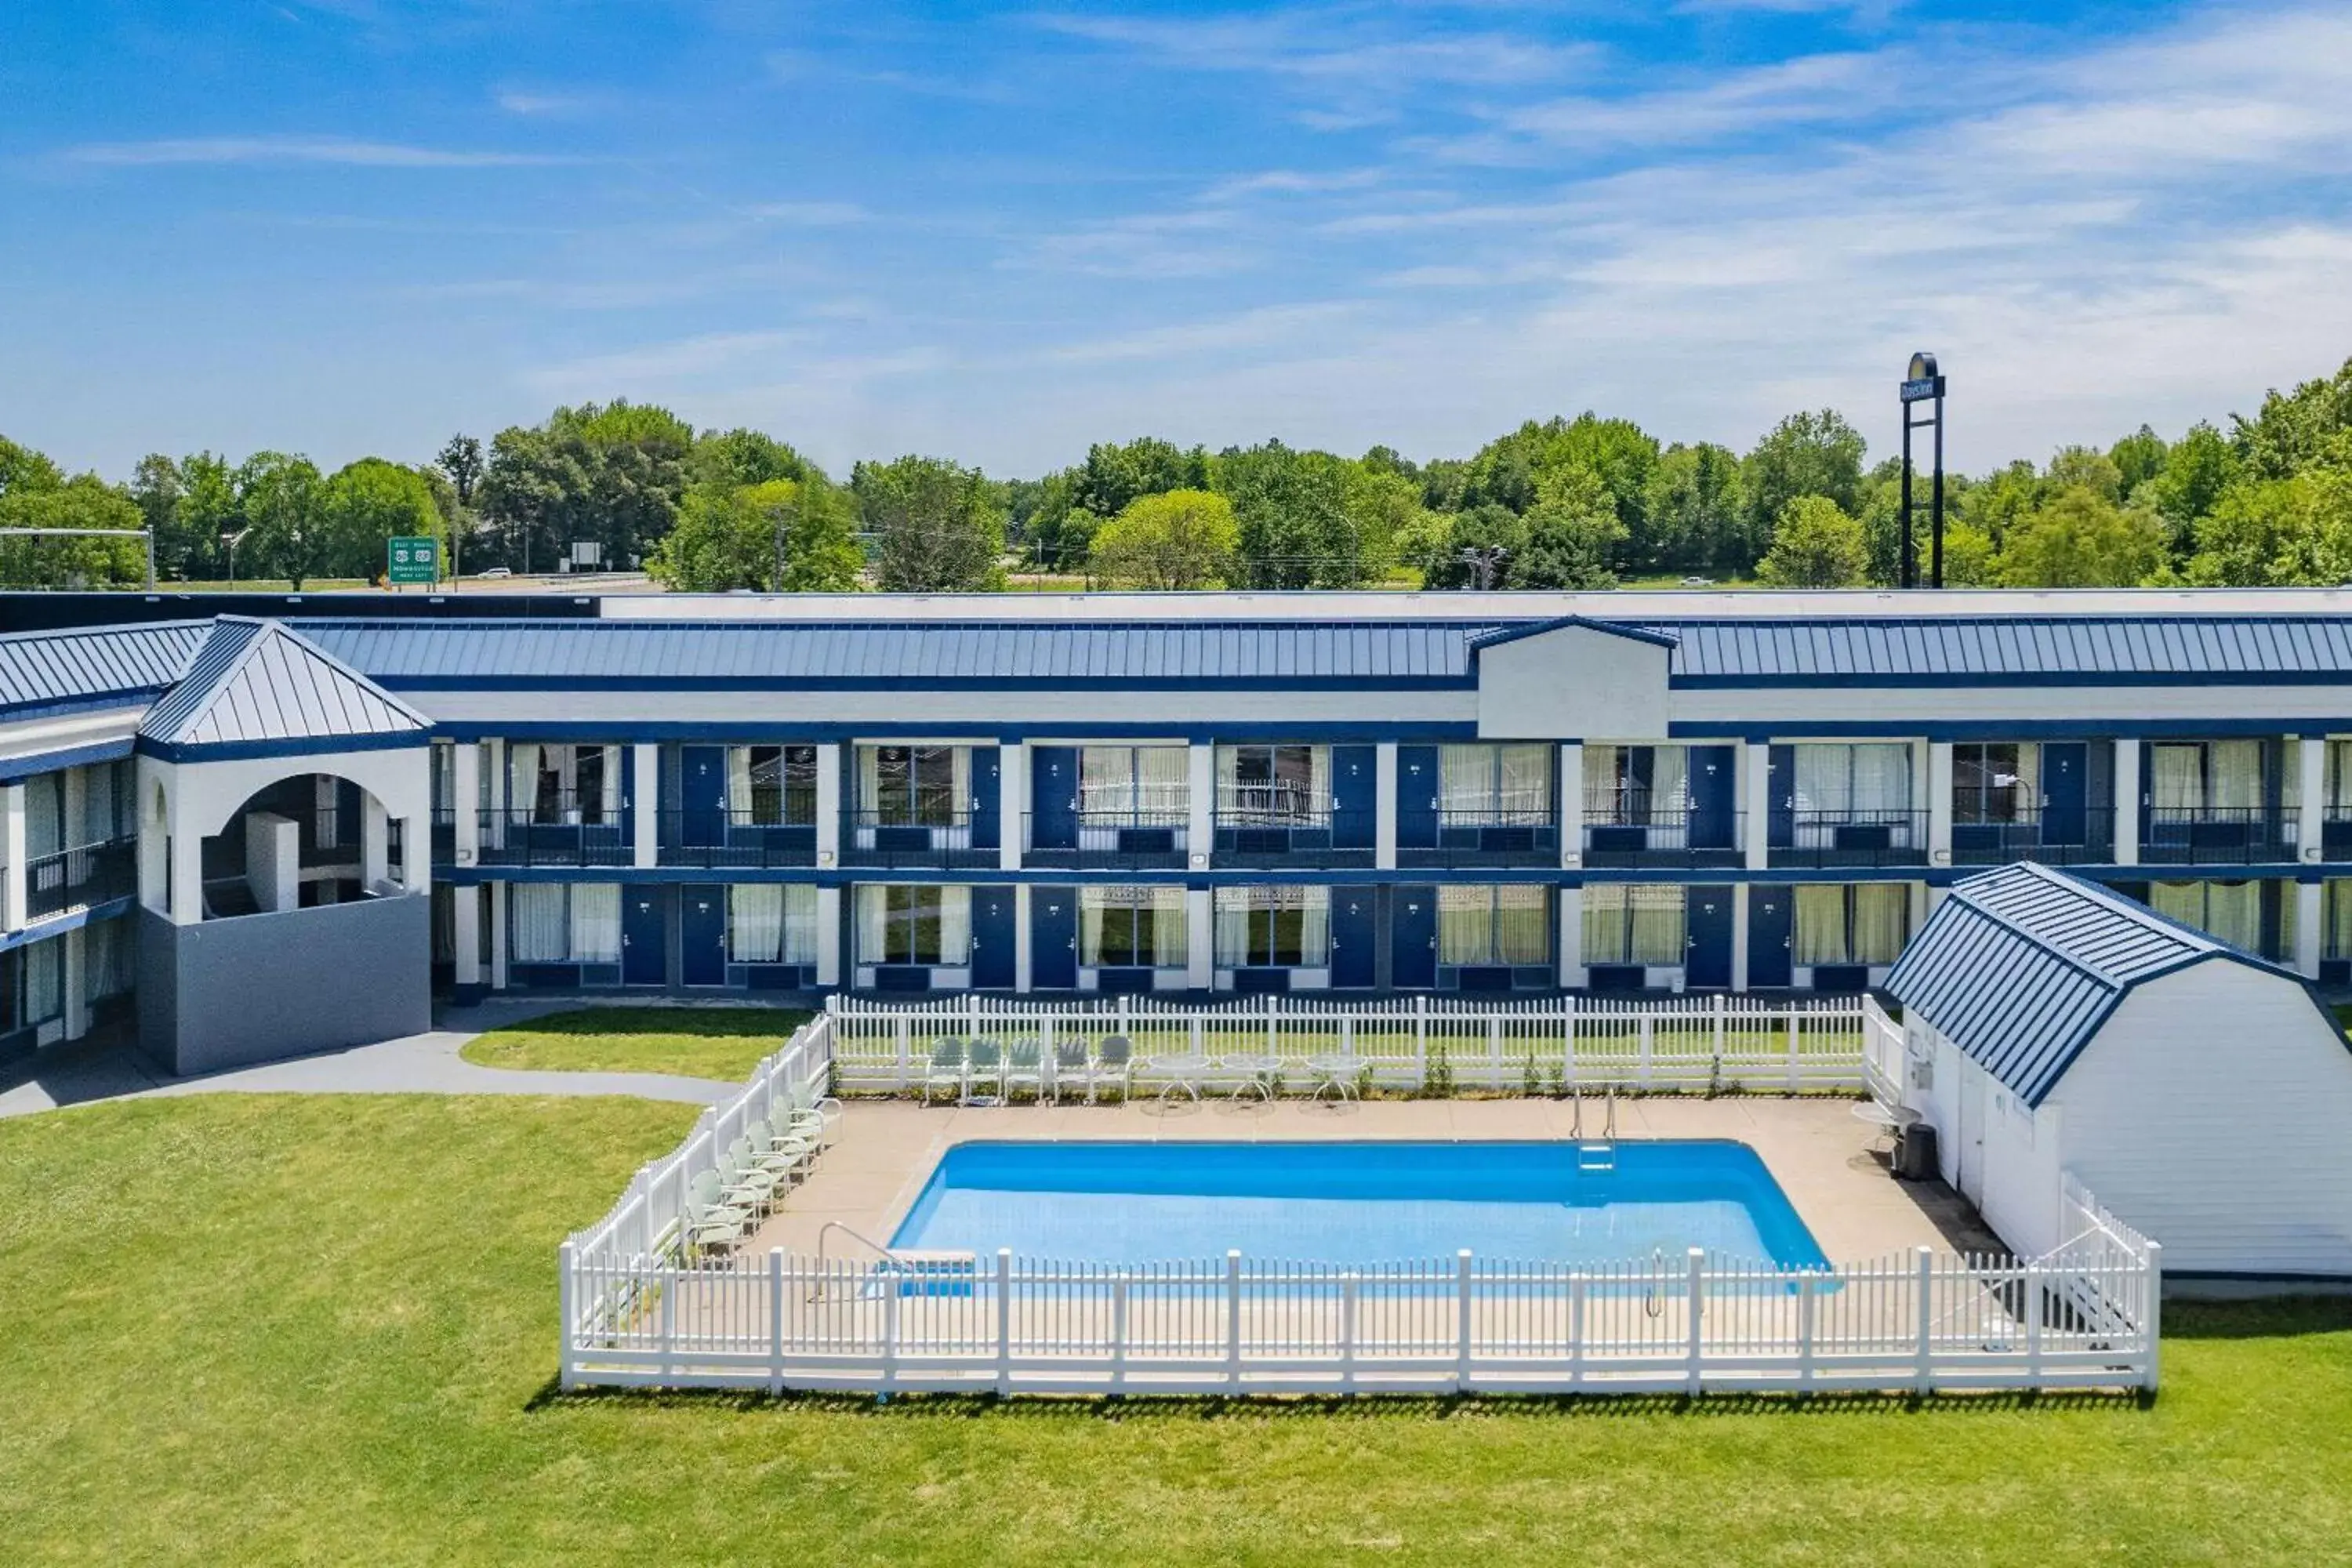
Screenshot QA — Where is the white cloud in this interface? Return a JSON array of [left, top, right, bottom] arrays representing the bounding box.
[[56, 135, 574, 168], [524, 330, 810, 390]]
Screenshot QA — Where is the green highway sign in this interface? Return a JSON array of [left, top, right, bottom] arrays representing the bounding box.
[[387, 536, 437, 584]]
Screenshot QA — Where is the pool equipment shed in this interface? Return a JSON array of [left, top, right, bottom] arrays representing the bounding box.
[[1885, 862, 2352, 1289]]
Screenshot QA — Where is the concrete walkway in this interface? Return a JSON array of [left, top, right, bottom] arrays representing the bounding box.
[[0, 1000, 738, 1120]]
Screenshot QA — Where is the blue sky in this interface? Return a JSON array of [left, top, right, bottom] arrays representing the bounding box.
[[5, 1, 2350, 480]]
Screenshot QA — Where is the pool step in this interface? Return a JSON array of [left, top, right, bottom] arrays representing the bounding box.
[[1577, 1142, 1616, 1172]]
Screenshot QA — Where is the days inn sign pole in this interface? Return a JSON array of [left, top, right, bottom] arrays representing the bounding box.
[[1899, 352, 1947, 589]]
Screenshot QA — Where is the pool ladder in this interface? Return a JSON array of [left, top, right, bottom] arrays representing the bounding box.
[[1570, 1083, 1617, 1171]]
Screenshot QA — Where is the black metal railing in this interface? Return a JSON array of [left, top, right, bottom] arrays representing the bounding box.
[[2322, 809, 2352, 862], [840, 809, 999, 869], [430, 807, 456, 865], [25, 838, 136, 921], [1950, 804, 2116, 866], [1768, 808, 1931, 868], [1211, 808, 1377, 868], [659, 808, 818, 869], [1022, 810, 1192, 869], [2140, 806, 2297, 866], [474, 807, 631, 868], [1399, 810, 1560, 869], [1579, 810, 1744, 869]]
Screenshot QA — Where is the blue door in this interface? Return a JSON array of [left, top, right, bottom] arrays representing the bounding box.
[[1025, 886, 1075, 990], [972, 885, 1018, 989], [2041, 742, 2088, 849], [1029, 746, 1078, 851], [1331, 887, 1378, 987], [970, 746, 1001, 852], [681, 884, 727, 987], [1767, 745, 1796, 848], [622, 887, 666, 986], [1748, 886, 1793, 988], [1685, 884, 1734, 987], [1387, 885, 1435, 989], [1687, 746, 1737, 851], [680, 746, 726, 848], [1332, 746, 1377, 850], [1396, 746, 1439, 850]]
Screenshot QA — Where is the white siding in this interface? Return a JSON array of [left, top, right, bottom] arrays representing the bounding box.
[[2050, 962, 2352, 1278]]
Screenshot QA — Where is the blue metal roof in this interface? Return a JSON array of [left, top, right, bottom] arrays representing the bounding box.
[[0, 620, 212, 717], [1650, 616, 2352, 682], [139, 619, 428, 753], [1884, 863, 2287, 1108], [292, 619, 1499, 686]]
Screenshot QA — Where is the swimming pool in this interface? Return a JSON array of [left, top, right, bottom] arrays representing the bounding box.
[[890, 1141, 1831, 1269]]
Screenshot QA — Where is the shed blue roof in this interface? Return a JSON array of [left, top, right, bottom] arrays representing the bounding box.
[[1884, 863, 2296, 1108], [138, 619, 428, 756], [0, 620, 212, 718]]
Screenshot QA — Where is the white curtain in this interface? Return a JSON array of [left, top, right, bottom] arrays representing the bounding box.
[[1850, 883, 1909, 963], [1152, 887, 1189, 967], [2330, 743, 2352, 813], [728, 748, 754, 819], [24, 774, 61, 859], [855, 886, 888, 964], [512, 884, 567, 962], [949, 749, 973, 819], [2209, 741, 2262, 811], [1849, 745, 1912, 813], [1495, 884, 1549, 964], [24, 939, 61, 1023], [1213, 887, 1252, 966], [782, 885, 817, 961], [1439, 747, 1490, 815], [598, 746, 622, 822], [2201, 880, 2261, 949], [1296, 886, 1330, 961], [938, 886, 971, 963], [1138, 747, 1189, 815], [1792, 746, 1849, 815], [78, 762, 121, 843], [1626, 884, 1686, 964], [1794, 884, 1848, 965], [729, 884, 785, 962], [2328, 882, 2352, 960], [570, 883, 620, 963], [507, 743, 541, 818], [2151, 746, 2201, 811], [1582, 884, 1627, 964], [1215, 746, 1240, 805], [1439, 884, 1490, 964], [2148, 880, 2202, 927], [1308, 748, 1331, 811], [1079, 886, 1112, 964], [1584, 744, 1621, 818], [1080, 748, 1131, 816], [1648, 748, 1690, 816], [858, 747, 883, 815]]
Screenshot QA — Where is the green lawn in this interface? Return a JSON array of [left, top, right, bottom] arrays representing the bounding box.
[[1, 1092, 2347, 1563], [460, 1005, 815, 1079]]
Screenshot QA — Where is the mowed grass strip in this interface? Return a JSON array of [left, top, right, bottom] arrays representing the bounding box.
[[460, 1006, 814, 1080], [2, 1092, 2349, 1563]]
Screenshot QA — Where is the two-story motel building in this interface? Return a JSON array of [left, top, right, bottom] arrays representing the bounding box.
[[7, 586, 2352, 1073]]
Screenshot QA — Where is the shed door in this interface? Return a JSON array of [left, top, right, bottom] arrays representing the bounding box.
[[1956, 1065, 1987, 1205]]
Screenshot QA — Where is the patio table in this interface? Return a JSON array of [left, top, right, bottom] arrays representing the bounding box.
[[1142, 1052, 1212, 1105], [1302, 1053, 1365, 1105], [1217, 1051, 1282, 1103]]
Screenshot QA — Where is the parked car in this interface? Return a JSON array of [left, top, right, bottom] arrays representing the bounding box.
[[477, 566, 514, 579]]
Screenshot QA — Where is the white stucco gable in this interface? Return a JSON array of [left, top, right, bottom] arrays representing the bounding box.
[[1469, 617, 1674, 739]]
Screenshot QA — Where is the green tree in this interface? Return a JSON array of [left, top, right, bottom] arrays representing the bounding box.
[[690, 428, 811, 491], [1411, 503, 1526, 590], [2231, 355, 2352, 481], [2045, 445, 2125, 504], [854, 455, 1006, 591], [321, 458, 445, 582], [175, 452, 243, 582], [235, 452, 328, 588], [1646, 442, 1745, 574], [1215, 441, 1374, 589], [0, 466, 147, 587], [1069, 437, 1210, 521], [1513, 465, 1624, 589], [1087, 488, 1239, 590], [1460, 414, 1658, 568], [477, 401, 694, 573], [0, 434, 64, 499], [1341, 464, 1421, 578], [2145, 422, 2239, 536], [434, 434, 485, 579], [2110, 425, 2169, 497], [649, 474, 862, 593], [1743, 410, 1867, 564], [1754, 495, 1867, 588], [1996, 486, 2164, 587], [2183, 471, 2352, 586]]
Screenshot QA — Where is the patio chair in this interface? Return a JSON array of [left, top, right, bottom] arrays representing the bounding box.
[[782, 1083, 845, 1148], [1004, 1040, 1045, 1102], [681, 1169, 751, 1259], [1093, 1034, 1134, 1104], [965, 1038, 1006, 1103], [1051, 1040, 1091, 1102], [742, 1117, 814, 1186], [717, 1137, 782, 1216], [922, 1038, 967, 1105]]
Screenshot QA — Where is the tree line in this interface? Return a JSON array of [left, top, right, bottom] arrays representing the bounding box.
[[5, 354, 2350, 593]]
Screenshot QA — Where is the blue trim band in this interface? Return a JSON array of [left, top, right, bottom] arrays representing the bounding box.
[[135, 730, 431, 764], [0, 735, 136, 783]]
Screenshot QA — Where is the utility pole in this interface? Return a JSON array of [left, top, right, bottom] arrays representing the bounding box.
[[1457, 545, 1510, 591]]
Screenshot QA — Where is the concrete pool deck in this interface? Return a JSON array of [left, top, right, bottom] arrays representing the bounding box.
[[749, 1094, 1988, 1265]]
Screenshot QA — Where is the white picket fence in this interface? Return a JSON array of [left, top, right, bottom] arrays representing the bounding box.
[[558, 1230, 2159, 1397], [826, 991, 1867, 1096]]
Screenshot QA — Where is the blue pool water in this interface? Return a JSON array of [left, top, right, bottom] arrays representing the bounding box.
[[891, 1141, 1831, 1269]]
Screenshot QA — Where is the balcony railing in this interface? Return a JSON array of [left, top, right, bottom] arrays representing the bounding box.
[[1769, 808, 1930, 869], [841, 810, 999, 870], [1023, 810, 1191, 870], [25, 837, 136, 921], [2324, 811, 2352, 862], [474, 808, 631, 868], [2140, 806, 2297, 866], [430, 807, 456, 866], [1579, 809, 1744, 869], [1399, 810, 1561, 869], [1211, 808, 1376, 869], [659, 809, 818, 869], [1950, 805, 2115, 866]]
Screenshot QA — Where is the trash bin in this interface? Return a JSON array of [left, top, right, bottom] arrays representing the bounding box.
[[1895, 1121, 1938, 1181]]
